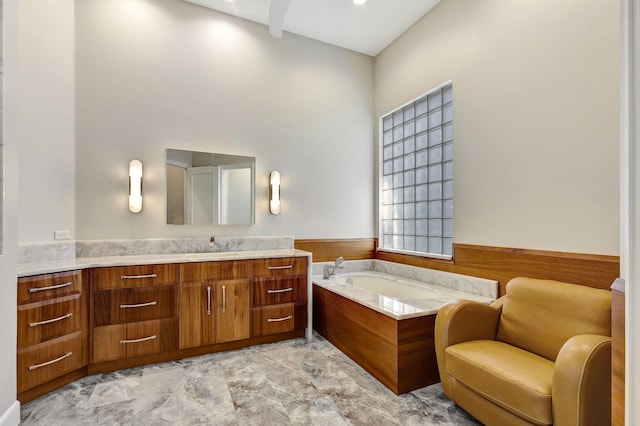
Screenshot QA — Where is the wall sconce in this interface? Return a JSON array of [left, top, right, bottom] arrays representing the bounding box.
[[129, 159, 143, 213], [269, 171, 281, 215]]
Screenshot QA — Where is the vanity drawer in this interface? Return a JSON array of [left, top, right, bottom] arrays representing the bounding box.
[[94, 284, 177, 326], [250, 257, 307, 277], [92, 318, 178, 363], [92, 264, 179, 290], [18, 294, 84, 349], [18, 271, 82, 305], [254, 304, 295, 336], [181, 261, 249, 282], [251, 276, 307, 307], [17, 331, 84, 393], [251, 303, 307, 337]]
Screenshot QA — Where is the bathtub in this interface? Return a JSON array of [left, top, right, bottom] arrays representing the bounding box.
[[312, 265, 497, 394], [339, 272, 440, 299], [316, 270, 495, 320]]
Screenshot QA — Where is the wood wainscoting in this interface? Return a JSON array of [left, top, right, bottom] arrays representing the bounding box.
[[611, 278, 625, 426], [295, 239, 619, 295], [294, 238, 376, 262], [377, 244, 619, 296]]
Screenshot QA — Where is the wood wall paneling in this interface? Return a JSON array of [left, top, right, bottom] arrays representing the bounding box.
[[375, 243, 619, 295], [294, 238, 376, 262], [611, 278, 625, 426]]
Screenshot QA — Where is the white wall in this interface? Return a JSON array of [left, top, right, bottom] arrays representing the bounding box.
[[374, 0, 620, 256], [75, 0, 374, 240], [18, 0, 75, 243], [1, 0, 20, 422]]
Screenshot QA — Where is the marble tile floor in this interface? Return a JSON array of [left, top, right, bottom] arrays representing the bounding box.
[[20, 333, 481, 426]]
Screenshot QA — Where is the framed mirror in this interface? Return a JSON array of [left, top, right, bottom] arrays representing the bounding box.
[[166, 149, 255, 225]]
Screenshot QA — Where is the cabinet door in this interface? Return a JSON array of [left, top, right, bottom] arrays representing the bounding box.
[[179, 282, 215, 349], [216, 279, 250, 343]]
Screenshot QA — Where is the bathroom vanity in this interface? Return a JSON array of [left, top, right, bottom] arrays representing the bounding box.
[[16, 250, 311, 403]]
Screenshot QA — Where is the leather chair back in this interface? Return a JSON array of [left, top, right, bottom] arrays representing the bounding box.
[[496, 277, 611, 361]]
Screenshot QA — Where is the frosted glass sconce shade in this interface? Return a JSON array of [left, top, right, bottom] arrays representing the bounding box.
[[269, 171, 281, 215], [129, 159, 143, 213]]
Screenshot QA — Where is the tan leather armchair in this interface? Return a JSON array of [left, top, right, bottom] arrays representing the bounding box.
[[435, 277, 612, 426]]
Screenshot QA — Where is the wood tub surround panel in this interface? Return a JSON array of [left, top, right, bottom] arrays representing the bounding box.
[[397, 315, 439, 393], [313, 285, 438, 394]]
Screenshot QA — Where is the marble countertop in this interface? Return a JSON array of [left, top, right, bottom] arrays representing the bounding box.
[[18, 249, 311, 277], [312, 272, 495, 320]]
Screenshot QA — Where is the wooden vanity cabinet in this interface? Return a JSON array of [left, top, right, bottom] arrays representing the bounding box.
[[17, 270, 88, 400], [249, 257, 308, 337], [90, 264, 179, 364], [18, 254, 310, 403], [179, 261, 250, 349]]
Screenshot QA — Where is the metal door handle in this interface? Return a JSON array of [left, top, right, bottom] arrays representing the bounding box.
[[120, 335, 157, 344], [29, 281, 73, 293], [119, 301, 157, 309], [29, 313, 73, 328], [267, 315, 293, 323], [267, 288, 293, 294], [28, 352, 73, 371], [120, 274, 157, 280]]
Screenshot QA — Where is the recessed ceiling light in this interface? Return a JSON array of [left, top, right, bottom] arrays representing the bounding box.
[[354, 0, 366, 5]]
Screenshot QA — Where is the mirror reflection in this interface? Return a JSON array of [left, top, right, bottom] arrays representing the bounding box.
[[166, 149, 255, 225]]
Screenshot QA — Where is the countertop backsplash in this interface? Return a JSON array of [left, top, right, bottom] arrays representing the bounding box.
[[18, 236, 295, 265]]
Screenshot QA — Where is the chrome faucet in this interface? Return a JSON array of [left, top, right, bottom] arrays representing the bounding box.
[[323, 256, 344, 279]]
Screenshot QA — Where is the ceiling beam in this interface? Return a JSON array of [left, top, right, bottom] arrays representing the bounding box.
[[269, 0, 293, 38]]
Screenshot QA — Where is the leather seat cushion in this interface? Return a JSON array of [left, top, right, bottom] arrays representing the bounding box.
[[445, 340, 554, 425]]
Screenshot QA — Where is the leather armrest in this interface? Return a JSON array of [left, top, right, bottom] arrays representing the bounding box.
[[435, 300, 502, 398], [435, 299, 502, 348], [552, 334, 611, 426]]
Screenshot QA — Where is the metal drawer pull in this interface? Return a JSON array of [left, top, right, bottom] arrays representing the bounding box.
[[207, 286, 212, 316], [29, 313, 73, 328], [222, 285, 226, 313], [28, 352, 72, 371], [267, 288, 293, 294], [267, 265, 293, 270], [267, 315, 293, 323], [120, 274, 157, 280], [28, 281, 73, 293], [120, 301, 157, 309], [120, 335, 157, 344]]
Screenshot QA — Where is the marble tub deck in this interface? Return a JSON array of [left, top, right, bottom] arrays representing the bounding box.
[[20, 333, 480, 426]]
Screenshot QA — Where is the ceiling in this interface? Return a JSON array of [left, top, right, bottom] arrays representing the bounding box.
[[183, 0, 441, 57]]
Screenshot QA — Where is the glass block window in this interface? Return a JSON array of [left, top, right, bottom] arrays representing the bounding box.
[[379, 82, 453, 258]]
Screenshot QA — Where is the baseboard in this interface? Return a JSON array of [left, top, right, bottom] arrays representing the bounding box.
[[0, 401, 20, 426]]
